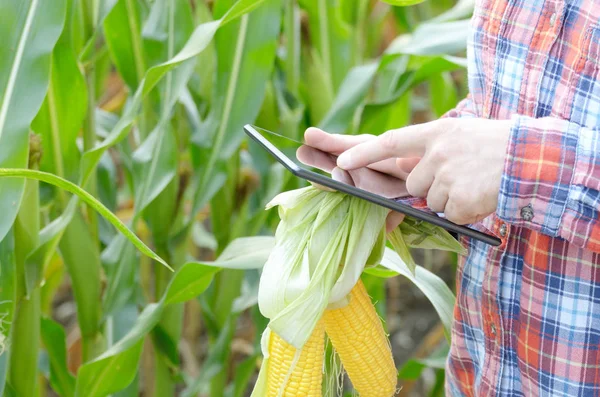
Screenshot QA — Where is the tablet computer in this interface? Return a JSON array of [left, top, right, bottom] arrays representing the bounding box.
[[244, 124, 501, 246]]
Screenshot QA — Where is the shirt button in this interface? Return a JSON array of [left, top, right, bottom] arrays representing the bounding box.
[[549, 12, 557, 26], [499, 223, 507, 237], [490, 323, 497, 337], [521, 204, 534, 221]]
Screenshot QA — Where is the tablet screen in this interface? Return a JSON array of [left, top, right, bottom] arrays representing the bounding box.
[[247, 126, 333, 176]]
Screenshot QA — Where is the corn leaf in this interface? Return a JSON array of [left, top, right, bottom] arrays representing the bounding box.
[[0, 231, 16, 339], [191, 0, 281, 219], [191, 1, 217, 109], [298, 0, 354, 126], [9, 290, 41, 397], [318, 12, 470, 136], [133, 0, 195, 220], [387, 227, 417, 274], [0, 0, 66, 242], [164, 265, 222, 305], [399, 217, 467, 255], [16, 176, 40, 299], [430, 0, 475, 23], [27, 0, 90, 302], [358, 56, 465, 134], [31, 0, 86, 185], [302, 48, 335, 125], [0, 354, 6, 397], [102, 236, 138, 316], [358, 93, 411, 135], [79, 0, 268, 189], [103, 0, 148, 90], [41, 317, 75, 397], [284, 0, 301, 97], [23, 199, 77, 292], [374, 247, 456, 341], [298, 0, 353, 94], [319, 62, 379, 133], [110, 303, 141, 397], [430, 71, 459, 117], [225, 353, 261, 397], [58, 211, 104, 338], [75, 302, 164, 397], [77, 0, 119, 61], [0, 231, 16, 396], [180, 318, 234, 397], [0, 169, 170, 270], [76, 236, 272, 396], [10, 178, 41, 397], [385, 19, 470, 56]]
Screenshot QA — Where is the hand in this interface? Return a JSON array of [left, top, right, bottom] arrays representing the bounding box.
[[336, 118, 511, 225], [298, 128, 419, 232]]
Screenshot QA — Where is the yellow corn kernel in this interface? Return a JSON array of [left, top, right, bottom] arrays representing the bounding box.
[[324, 281, 397, 397], [266, 320, 325, 397]]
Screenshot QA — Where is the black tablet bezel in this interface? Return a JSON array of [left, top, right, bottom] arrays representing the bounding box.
[[244, 124, 501, 247]]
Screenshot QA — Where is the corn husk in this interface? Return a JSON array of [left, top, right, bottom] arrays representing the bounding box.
[[386, 216, 467, 274], [258, 187, 388, 349], [252, 186, 467, 396]]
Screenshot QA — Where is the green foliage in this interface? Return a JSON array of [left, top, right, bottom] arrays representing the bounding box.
[[0, 0, 471, 395], [0, 0, 66, 242]]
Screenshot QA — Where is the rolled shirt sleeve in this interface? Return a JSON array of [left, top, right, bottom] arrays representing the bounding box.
[[497, 115, 600, 252]]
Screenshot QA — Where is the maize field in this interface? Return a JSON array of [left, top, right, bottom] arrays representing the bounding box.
[[0, 0, 472, 396]]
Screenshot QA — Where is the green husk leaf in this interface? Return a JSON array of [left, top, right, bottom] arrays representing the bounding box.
[[258, 187, 388, 349], [399, 217, 467, 255], [387, 226, 417, 275], [252, 187, 464, 395], [257, 187, 466, 349]]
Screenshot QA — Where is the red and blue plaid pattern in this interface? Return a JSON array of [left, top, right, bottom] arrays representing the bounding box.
[[444, 1, 600, 395]]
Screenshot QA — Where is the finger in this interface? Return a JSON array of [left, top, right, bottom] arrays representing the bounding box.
[[331, 167, 355, 186], [405, 159, 435, 198], [348, 168, 408, 199], [304, 128, 374, 154], [444, 199, 473, 225], [369, 158, 408, 179], [444, 194, 479, 225], [386, 211, 405, 233], [304, 128, 407, 178], [297, 145, 337, 172], [337, 122, 437, 170], [396, 157, 421, 176], [426, 178, 449, 213]]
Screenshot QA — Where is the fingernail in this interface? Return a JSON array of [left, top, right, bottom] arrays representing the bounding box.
[[337, 152, 351, 169]]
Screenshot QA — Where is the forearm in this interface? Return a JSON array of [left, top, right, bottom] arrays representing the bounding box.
[[497, 115, 600, 252]]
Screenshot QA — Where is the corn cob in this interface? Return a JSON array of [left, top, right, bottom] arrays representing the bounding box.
[[324, 281, 397, 397], [266, 320, 325, 396]]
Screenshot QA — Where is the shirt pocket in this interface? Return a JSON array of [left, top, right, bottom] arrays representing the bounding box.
[[565, 25, 600, 129]]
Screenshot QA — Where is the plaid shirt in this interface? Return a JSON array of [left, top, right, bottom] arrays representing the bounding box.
[[444, 1, 600, 395]]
